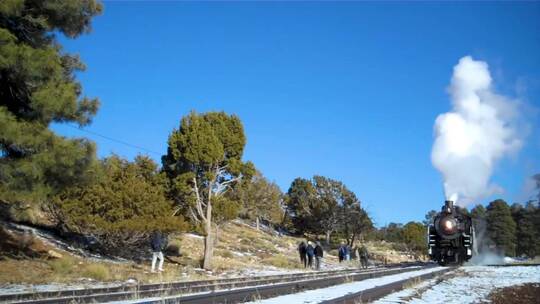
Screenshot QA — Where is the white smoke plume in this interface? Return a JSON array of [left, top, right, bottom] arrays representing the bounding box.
[[431, 56, 523, 206]]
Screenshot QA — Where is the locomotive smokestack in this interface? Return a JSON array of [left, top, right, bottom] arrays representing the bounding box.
[[444, 200, 454, 213]]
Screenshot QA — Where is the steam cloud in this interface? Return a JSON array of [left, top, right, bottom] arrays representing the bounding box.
[[431, 56, 523, 206]]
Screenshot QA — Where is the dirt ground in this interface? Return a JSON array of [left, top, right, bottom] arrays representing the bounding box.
[[488, 283, 540, 304]]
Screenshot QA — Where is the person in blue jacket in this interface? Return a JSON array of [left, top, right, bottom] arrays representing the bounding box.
[[306, 241, 315, 268]]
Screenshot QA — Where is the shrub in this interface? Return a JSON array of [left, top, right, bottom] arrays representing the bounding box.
[[53, 156, 188, 256], [82, 264, 110, 281], [49, 258, 74, 275]]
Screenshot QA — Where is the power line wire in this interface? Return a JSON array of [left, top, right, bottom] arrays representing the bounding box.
[[65, 124, 163, 156]]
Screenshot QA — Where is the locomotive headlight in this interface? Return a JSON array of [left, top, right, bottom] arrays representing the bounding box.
[[440, 217, 457, 234]]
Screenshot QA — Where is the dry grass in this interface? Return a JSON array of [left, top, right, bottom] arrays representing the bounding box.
[[82, 264, 110, 281], [261, 256, 297, 269]]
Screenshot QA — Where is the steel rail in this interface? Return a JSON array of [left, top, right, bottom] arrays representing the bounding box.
[[0, 267, 366, 303], [106, 266, 433, 304], [1, 264, 429, 304], [319, 268, 451, 304]]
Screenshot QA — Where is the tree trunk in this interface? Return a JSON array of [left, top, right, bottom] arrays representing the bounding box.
[[202, 200, 213, 270], [256, 217, 260, 231], [202, 231, 213, 270], [350, 233, 357, 247], [214, 224, 220, 246], [325, 230, 331, 245]]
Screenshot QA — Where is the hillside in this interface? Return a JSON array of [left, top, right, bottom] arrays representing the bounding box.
[[0, 219, 417, 293]]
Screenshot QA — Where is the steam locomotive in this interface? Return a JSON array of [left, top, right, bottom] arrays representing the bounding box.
[[427, 200, 474, 265]]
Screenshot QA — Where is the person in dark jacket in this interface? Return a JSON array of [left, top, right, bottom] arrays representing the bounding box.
[[359, 244, 369, 269], [298, 241, 307, 268], [306, 241, 315, 268], [314, 242, 324, 270], [338, 242, 346, 263], [150, 231, 165, 272]]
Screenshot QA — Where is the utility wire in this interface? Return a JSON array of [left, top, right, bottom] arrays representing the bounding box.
[[65, 124, 163, 156]]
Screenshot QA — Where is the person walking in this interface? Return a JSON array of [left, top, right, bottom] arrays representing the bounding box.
[[359, 244, 369, 269], [345, 244, 351, 261], [150, 231, 165, 273], [298, 241, 307, 268], [338, 242, 346, 263], [306, 241, 315, 269], [314, 242, 324, 270]]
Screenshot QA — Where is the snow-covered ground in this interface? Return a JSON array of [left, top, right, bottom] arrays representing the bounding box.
[[374, 266, 540, 304], [245, 267, 445, 304], [0, 281, 123, 295]]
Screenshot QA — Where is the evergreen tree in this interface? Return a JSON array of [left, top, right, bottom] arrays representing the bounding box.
[[423, 210, 438, 226], [486, 199, 517, 256], [382, 223, 404, 243], [342, 202, 373, 246], [230, 171, 283, 230], [0, 0, 102, 204], [312, 175, 346, 244], [162, 111, 254, 270], [54, 155, 186, 255], [512, 202, 540, 258], [284, 177, 317, 234], [471, 204, 487, 219], [402, 221, 426, 253]]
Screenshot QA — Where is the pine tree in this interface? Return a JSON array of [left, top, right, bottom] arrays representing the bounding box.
[[486, 199, 517, 256], [512, 202, 540, 258], [0, 0, 102, 204]]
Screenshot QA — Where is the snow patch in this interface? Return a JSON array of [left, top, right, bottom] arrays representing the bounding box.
[[246, 267, 445, 304], [183, 233, 204, 239], [374, 266, 540, 304]]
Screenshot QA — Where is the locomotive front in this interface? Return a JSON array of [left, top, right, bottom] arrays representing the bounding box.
[[427, 200, 474, 265]]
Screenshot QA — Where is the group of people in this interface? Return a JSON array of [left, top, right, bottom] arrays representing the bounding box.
[[151, 230, 370, 274], [298, 241, 370, 270], [297, 240, 370, 271], [298, 241, 324, 270]]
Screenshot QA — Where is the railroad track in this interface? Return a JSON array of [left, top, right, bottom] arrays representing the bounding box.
[[0, 263, 435, 304]]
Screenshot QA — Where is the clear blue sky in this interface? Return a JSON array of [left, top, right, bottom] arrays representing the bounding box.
[[54, 1, 540, 226]]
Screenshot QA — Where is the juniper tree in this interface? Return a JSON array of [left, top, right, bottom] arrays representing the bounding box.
[[0, 0, 102, 205], [402, 221, 427, 254], [285, 177, 317, 234], [162, 111, 254, 269], [231, 171, 283, 230], [342, 202, 372, 246], [55, 155, 186, 256], [312, 176, 344, 244]]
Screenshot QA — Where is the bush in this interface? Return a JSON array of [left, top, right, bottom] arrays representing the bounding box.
[[82, 264, 110, 281], [391, 242, 409, 252], [49, 258, 74, 275]]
